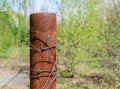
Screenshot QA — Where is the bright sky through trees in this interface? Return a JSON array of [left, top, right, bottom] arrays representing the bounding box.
[[6, 0, 57, 15]]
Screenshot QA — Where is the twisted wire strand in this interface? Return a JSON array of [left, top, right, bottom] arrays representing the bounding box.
[[1, 29, 56, 89], [30, 29, 56, 89], [1, 69, 25, 89]]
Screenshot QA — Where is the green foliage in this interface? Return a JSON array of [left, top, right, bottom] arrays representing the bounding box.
[[0, 0, 11, 10], [0, 0, 120, 88], [0, 10, 28, 58], [57, 1, 120, 86]]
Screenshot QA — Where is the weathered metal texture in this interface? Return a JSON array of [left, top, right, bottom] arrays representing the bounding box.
[[30, 13, 56, 89]]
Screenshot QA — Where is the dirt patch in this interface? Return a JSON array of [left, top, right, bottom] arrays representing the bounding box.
[[0, 86, 27, 89], [0, 60, 29, 89]]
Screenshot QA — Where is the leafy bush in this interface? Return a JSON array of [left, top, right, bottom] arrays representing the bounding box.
[[0, 10, 28, 58]]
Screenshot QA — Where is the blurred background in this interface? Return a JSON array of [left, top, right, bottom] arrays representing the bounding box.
[[0, 0, 120, 89]]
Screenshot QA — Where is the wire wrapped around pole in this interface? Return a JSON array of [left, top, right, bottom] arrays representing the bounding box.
[[30, 13, 56, 89]]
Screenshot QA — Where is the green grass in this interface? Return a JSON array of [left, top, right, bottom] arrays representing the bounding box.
[[57, 57, 120, 89], [0, 46, 29, 71], [1, 47, 120, 89]]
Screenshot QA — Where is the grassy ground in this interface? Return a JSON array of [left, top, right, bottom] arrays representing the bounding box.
[[57, 58, 120, 89], [0, 59, 120, 89], [0, 47, 120, 89]]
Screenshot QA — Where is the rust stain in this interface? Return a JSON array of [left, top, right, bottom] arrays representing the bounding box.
[[30, 13, 56, 89]]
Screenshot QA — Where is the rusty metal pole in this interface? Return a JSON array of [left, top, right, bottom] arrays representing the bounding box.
[[30, 13, 56, 89]]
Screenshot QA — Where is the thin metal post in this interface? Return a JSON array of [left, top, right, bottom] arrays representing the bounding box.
[[30, 13, 56, 89]]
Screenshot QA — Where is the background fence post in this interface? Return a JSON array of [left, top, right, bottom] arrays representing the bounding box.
[[30, 13, 56, 89]]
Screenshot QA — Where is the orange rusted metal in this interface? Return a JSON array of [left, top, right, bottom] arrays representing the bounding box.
[[30, 13, 56, 89]]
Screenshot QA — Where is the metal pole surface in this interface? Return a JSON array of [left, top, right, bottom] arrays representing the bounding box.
[[30, 13, 56, 89]]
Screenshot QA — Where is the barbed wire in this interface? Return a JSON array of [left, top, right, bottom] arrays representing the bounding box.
[[30, 29, 56, 89], [1, 29, 56, 89], [1, 68, 29, 89]]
